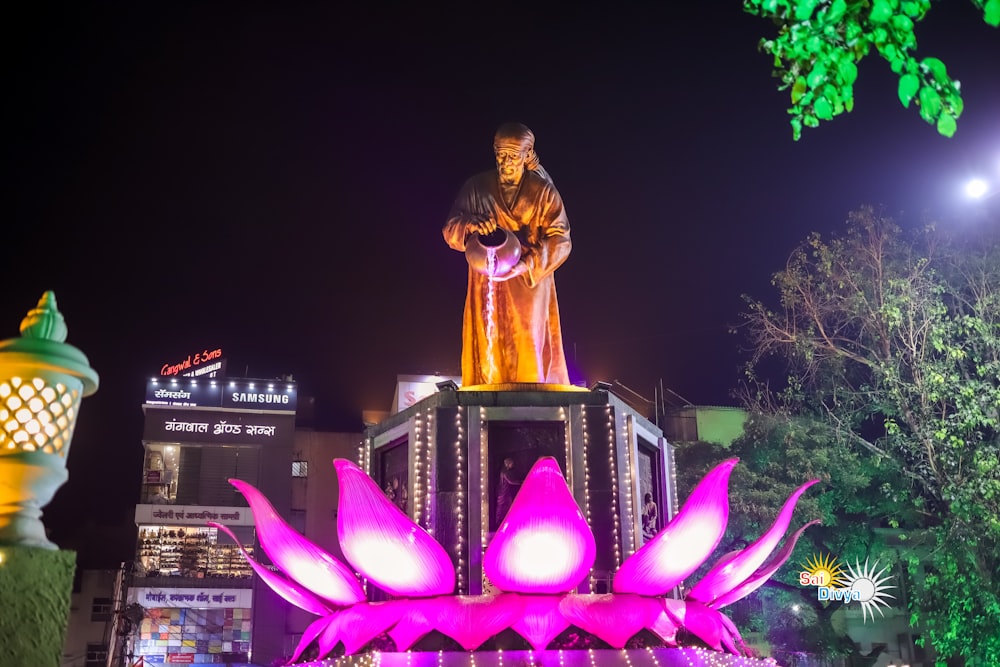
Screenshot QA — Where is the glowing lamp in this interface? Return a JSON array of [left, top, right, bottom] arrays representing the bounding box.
[[0, 292, 98, 549]]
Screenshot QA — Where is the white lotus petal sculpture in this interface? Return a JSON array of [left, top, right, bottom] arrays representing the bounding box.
[[208, 521, 334, 616], [687, 479, 818, 604], [229, 478, 365, 607], [613, 458, 738, 595], [483, 456, 596, 593], [334, 458, 456, 597], [509, 594, 570, 651]]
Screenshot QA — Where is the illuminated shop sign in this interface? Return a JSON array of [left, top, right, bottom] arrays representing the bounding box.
[[134, 504, 255, 526], [127, 587, 252, 609], [145, 378, 297, 412], [392, 374, 462, 413], [145, 381, 222, 407], [143, 409, 294, 444], [158, 348, 224, 377], [222, 381, 297, 411]]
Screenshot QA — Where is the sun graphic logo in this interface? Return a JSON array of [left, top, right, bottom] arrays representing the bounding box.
[[799, 552, 847, 588], [799, 553, 896, 623], [842, 558, 896, 622]]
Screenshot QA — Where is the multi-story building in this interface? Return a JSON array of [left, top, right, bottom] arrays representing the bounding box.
[[114, 369, 335, 667], [62, 568, 118, 667]]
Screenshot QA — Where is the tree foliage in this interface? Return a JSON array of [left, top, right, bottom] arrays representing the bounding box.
[[737, 206, 1000, 663], [673, 413, 907, 658], [743, 0, 1000, 139]]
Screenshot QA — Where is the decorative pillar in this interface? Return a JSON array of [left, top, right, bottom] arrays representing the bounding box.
[[0, 291, 99, 667]]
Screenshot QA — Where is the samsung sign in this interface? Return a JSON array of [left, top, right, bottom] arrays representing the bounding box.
[[223, 389, 294, 409], [145, 378, 297, 412]]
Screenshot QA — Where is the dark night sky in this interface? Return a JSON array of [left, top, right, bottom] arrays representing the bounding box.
[[5, 3, 999, 566]]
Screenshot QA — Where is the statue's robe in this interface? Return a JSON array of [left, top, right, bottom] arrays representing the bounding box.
[[443, 169, 572, 386]]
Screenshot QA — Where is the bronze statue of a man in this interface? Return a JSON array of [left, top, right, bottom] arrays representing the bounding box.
[[443, 122, 572, 386]]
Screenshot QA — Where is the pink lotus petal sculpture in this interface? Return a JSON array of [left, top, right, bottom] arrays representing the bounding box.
[[432, 594, 525, 650], [613, 458, 738, 596], [668, 600, 734, 653], [483, 456, 596, 594], [710, 519, 821, 609], [509, 594, 570, 651], [216, 456, 819, 661], [559, 593, 661, 648], [387, 599, 439, 651], [717, 611, 749, 655], [316, 611, 347, 658], [334, 458, 456, 597], [228, 478, 365, 607], [327, 602, 405, 655], [648, 600, 682, 645], [208, 521, 334, 617], [687, 479, 818, 605], [288, 615, 337, 664]]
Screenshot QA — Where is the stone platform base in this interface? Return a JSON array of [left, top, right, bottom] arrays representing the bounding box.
[[0, 545, 76, 667]]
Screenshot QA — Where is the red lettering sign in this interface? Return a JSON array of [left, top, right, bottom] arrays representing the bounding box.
[[159, 348, 223, 376]]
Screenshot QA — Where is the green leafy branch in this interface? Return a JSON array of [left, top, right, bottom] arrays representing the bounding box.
[[743, 0, 1000, 139]]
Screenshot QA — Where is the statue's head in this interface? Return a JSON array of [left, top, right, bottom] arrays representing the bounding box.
[[493, 122, 537, 186]]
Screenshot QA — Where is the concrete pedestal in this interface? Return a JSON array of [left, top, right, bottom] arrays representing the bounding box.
[[0, 545, 76, 667], [364, 387, 675, 597]]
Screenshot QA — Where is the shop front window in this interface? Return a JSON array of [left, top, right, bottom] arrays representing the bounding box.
[[141, 444, 180, 504], [136, 525, 253, 579], [134, 606, 251, 665]]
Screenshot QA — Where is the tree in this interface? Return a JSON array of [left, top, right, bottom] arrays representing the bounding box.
[[743, 0, 1000, 140], [673, 412, 910, 660], [737, 206, 1000, 663]]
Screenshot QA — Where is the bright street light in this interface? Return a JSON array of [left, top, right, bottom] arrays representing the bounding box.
[[965, 178, 990, 199]]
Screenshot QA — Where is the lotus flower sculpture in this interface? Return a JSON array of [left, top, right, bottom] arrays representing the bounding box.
[[212, 456, 818, 663]]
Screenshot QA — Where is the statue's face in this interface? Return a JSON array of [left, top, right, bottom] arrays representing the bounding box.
[[494, 143, 527, 185]]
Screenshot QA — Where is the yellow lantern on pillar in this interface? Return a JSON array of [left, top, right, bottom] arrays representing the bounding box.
[[0, 292, 98, 549]]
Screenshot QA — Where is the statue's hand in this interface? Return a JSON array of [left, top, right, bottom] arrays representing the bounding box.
[[468, 213, 497, 235], [489, 260, 527, 282]]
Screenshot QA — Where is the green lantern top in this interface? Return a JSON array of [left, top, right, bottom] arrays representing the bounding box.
[[0, 291, 99, 396]]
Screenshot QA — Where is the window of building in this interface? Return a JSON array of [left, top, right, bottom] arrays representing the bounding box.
[[292, 460, 308, 477], [91, 597, 112, 622], [85, 642, 108, 667], [140, 443, 261, 506], [140, 444, 179, 504], [136, 525, 254, 579]]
